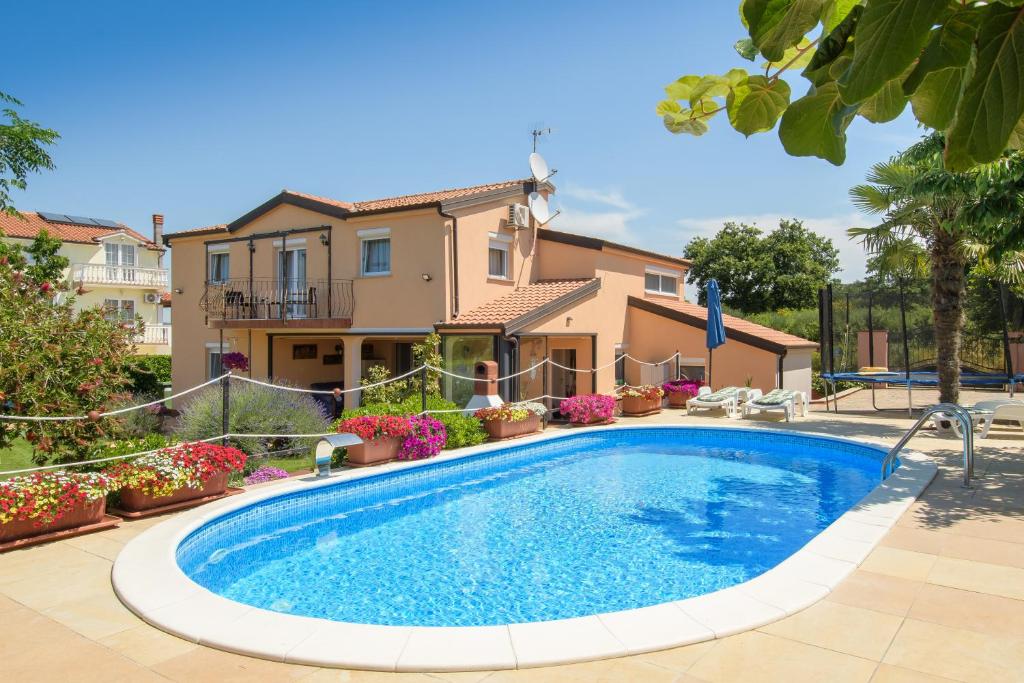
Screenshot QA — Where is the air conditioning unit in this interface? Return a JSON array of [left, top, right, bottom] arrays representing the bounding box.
[[508, 203, 530, 229], [143, 292, 160, 304]]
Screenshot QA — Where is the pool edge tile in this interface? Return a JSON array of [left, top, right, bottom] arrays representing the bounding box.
[[508, 615, 627, 668], [395, 625, 516, 672]]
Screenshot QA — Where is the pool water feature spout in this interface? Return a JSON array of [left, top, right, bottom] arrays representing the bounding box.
[[313, 433, 363, 477]]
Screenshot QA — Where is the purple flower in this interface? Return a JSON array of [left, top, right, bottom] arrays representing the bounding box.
[[244, 465, 290, 485], [399, 415, 446, 460]]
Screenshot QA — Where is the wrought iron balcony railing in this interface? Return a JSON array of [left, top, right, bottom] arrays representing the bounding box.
[[201, 278, 354, 322], [72, 263, 168, 289]]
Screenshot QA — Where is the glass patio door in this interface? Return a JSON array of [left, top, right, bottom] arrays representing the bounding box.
[[105, 243, 136, 283], [550, 348, 577, 410], [277, 248, 307, 318]]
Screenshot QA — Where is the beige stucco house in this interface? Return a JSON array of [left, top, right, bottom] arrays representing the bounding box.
[[163, 179, 815, 409], [0, 211, 171, 355]]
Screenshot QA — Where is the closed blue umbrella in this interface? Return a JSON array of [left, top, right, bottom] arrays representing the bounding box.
[[706, 279, 726, 388]]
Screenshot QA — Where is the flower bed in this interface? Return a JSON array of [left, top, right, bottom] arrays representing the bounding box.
[[336, 415, 411, 466], [619, 385, 665, 416], [108, 442, 247, 513], [401, 415, 447, 460], [559, 394, 617, 426], [474, 402, 546, 441], [0, 471, 116, 543], [662, 378, 704, 408], [243, 466, 291, 486]]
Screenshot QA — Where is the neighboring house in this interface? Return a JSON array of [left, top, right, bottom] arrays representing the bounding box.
[[0, 211, 171, 355], [163, 179, 815, 408]]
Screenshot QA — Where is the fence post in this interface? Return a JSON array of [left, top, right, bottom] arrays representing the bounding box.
[[221, 372, 230, 446], [420, 365, 428, 414]]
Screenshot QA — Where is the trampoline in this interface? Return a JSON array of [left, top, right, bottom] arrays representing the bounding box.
[[818, 282, 1021, 416]]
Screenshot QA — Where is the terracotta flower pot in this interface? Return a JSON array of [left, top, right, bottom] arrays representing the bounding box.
[[483, 413, 541, 441], [0, 497, 107, 543], [345, 436, 402, 466], [569, 415, 614, 427], [621, 395, 662, 416], [667, 392, 693, 408], [118, 471, 229, 513]]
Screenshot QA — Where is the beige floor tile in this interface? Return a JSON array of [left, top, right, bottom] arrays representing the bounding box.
[[860, 547, 938, 582], [908, 583, 1024, 639], [487, 658, 689, 682], [429, 671, 497, 683], [63, 531, 127, 561], [0, 542, 110, 583], [936, 533, 1024, 569], [935, 515, 1024, 544], [300, 668, 442, 682], [0, 558, 115, 610], [98, 623, 199, 666], [636, 640, 717, 673], [759, 600, 903, 661], [880, 528, 946, 555], [870, 663, 958, 682], [926, 556, 1024, 600], [42, 590, 143, 640], [883, 618, 1024, 683], [153, 644, 321, 682], [687, 631, 876, 683], [826, 570, 924, 617]]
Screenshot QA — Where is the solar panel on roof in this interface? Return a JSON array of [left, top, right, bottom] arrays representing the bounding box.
[[93, 218, 119, 228], [67, 215, 99, 226], [37, 211, 72, 223]]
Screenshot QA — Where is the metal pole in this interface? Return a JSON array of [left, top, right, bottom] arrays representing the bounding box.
[[868, 291, 875, 366], [420, 365, 428, 414], [999, 282, 1014, 394], [708, 349, 714, 390], [898, 278, 912, 417], [542, 355, 549, 411], [827, 284, 836, 376], [221, 372, 230, 446], [675, 349, 681, 380]]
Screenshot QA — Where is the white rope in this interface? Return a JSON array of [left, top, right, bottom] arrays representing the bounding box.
[[231, 366, 425, 394], [0, 374, 230, 422], [0, 435, 229, 475]]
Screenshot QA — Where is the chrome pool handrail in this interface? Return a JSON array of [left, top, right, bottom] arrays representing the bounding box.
[[881, 403, 974, 487]]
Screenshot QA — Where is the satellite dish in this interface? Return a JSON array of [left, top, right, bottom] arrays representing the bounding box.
[[528, 192, 551, 225], [529, 152, 551, 183]]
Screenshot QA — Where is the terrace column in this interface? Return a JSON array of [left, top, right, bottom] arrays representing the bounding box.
[[342, 335, 366, 410]]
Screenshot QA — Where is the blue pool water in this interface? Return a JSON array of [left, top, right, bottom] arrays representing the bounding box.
[[178, 428, 883, 626]]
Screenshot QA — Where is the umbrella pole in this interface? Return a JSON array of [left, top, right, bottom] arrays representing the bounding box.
[[708, 349, 713, 389]]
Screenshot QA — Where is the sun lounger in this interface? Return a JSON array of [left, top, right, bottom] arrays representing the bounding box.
[[742, 388, 808, 422], [686, 386, 761, 418], [932, 400, 1024, 439]]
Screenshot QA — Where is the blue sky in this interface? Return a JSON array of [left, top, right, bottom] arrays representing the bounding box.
[[7, 1, 923, 282]]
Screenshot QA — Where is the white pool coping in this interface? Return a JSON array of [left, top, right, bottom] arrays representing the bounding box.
[[112, 424, 937, 672]]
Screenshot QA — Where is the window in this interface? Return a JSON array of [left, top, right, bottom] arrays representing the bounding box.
[[209, 251, 230, 283], [206, 344, 225, 379], [359, 228, 391, 276], [488, 233, 512, 280], [644, 267, 679, 297], [103, 298, 135, 323], [105, 243, 136, 267]]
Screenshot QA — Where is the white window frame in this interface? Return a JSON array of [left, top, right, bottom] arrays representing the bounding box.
[[644, 265, 680, 297], [208, 246, 230, 284], [358, 228, 391, 277], [103, 298, 136, 323], [488, 232, 513, 280], [206, 342, 227, 380]]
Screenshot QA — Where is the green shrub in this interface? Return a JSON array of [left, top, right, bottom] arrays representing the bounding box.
[[108, 393, 164, 438], [360, 364, 408, 404], [91, 433, 172, 459], [125, 355, 171, 394], [337, 395, 487, 450], [175, 380, 330, 456]]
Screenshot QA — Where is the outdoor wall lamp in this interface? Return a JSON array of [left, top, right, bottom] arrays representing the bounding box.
[[247, 240, 255, 253], [422, 273, 432, 282], [319, 233, 329, 247], [173, 288, 184, 294], [566, 316, 574, 327]]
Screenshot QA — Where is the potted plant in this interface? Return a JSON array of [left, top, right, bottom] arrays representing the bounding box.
[[662, 378, 704, 408], [0, 471, 116, 544], [400, 415, 447, 460], [221, 352, 250, 372], [559, 394, 617, 426], [619, 385, 665, 416], [474, 402, 546, 441], [335, 415, 411, 466], [108, 441, 247, 513]]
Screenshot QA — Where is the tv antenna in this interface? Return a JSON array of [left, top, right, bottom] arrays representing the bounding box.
[[531, 127, 552, 153]]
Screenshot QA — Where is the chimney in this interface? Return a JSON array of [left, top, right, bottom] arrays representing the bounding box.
[[152, 214, 164, 267]]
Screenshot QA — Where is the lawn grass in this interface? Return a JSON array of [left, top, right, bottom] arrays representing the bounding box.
[[0, 438, 36, 476]]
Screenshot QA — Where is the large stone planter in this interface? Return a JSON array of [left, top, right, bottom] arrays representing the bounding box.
[[621, 395, 663, 416], [345, 436, 402, 467], [666, 392, 694, 409], [482, 414, 541, 441], [0, 497, 107, 543], [118, 471, 229, 513]]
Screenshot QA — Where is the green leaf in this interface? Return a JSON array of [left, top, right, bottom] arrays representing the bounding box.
[[909, 68, 965, 130], [761, 38, 816, 71], [727, 75, 792, 136], [1009, 116, 1024, 150], [822, 0, 861, 33], [689, 75, 732, 106], [734, 38, 759, 61], [725, 68, 751, 87], [778, 82, 853, 164], [663, 111, 711, 136], [656, 99, 682, 116], [838, 0, 949, 104], [858, 76, 909, 123], [903, 7, 982, 95], [803, 6, 861, 86], [664, 75, 701, 100], [946, 4, 1024, 170], [743, 0, 826, 62]]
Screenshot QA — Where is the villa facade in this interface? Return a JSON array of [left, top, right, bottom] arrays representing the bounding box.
[[163, 179, 815, 408], [0, 211, 171, 355]]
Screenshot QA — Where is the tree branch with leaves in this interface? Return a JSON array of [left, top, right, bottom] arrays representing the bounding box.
[[0, 91, 59, 216]]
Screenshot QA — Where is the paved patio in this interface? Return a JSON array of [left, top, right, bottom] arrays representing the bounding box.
[[2, 387, 1023, 682]]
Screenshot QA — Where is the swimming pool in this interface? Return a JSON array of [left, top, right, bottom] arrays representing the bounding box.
[[114, 425, 936, 670]]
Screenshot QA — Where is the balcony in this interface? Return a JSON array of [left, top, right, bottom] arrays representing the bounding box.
[[136, 324, 172, 346], [201, 278, 354, 329], [73, 263, 169, 289]]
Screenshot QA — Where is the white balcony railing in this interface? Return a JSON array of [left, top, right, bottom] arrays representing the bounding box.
[[136, 325, 172, 346], [72, 263, 168, 289]]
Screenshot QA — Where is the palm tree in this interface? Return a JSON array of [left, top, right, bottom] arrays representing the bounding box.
[[849, 134, 1023, 405]]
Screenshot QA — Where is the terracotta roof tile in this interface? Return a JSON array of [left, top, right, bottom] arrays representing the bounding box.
[[630, 297, 817, 350], [438, 278, 600, 330], [348, 179, 529, 213], [164, 223, 228, 240], [0, 211, 162, 250]]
